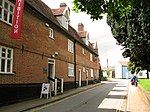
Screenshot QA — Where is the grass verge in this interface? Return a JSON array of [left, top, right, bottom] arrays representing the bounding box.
[[139, 79, 150, 92]]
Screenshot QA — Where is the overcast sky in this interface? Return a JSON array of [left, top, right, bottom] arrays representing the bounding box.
[[41, 0, 128, 67]]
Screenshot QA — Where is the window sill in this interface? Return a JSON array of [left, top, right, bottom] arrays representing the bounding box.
[[49, 36, 55, 40], [0, 19, 12, 26], [0, 72, 15, 75], [68, 76, 74, 78], [68, 51, 74, 54]]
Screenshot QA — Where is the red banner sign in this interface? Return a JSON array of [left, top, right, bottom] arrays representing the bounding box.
[[10, 0, 24, 39]]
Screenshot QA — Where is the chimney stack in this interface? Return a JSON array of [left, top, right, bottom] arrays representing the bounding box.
[[78, 23, 84, 32], [60, 3, 67, 8]]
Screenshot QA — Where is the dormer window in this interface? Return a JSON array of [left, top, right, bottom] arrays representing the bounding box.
[[52, 3, 70, 30], [55, 14, 69, 30], [62, 16, 68, 30]]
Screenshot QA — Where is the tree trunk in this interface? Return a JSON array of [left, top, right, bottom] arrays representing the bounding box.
[[147, 70, 149, 79]]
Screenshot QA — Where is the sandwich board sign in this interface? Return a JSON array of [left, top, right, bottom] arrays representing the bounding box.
[[40, 83, 51, 99]]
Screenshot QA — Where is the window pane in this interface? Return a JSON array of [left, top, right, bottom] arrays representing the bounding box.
[[2, 48, 6, 57], [0, 0, 2, 6], [4, 10, 8, 21], [1, 59, 5, 72], [0, 8, 2, 19], [7, 60, 11, 72], [9, 13, 12, 23], [10, 5, 13, 12], [7, 49, 11, 58], [4, 2, 8, 9]]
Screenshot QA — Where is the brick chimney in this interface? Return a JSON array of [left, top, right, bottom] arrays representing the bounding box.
[[78, 23, 84, 32], [60, 3, 67, 8]]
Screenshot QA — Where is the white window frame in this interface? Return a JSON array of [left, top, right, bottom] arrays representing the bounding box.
[[49, 27, 54, 39], [90, 53, 93, 61], [68, 39, 74, 53], [82, 48, 85, 55], [0, 0, 14, 25], [0, 46, 13, 74], [83, 67, 85, 72], [91, 69, 94, 77], [68, 63, 74, 77], [62, 16, 68, 30]]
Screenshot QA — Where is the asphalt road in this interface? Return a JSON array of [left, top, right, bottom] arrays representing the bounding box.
[[27, 80, 128, 112]]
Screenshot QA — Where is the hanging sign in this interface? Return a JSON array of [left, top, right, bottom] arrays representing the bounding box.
[[10, 0, 25, 39]]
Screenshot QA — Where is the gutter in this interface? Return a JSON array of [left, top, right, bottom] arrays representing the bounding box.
[[74, 41, 77, 88]]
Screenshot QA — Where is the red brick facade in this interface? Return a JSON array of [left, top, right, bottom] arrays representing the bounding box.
[[0, 0, 100, 104]]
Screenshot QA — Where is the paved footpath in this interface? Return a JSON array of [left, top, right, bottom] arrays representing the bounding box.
[[127, 80, 150, 112], [0, 79, 150, 112]]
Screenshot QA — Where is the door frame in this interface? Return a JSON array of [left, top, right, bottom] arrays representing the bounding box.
[[78, 69, 82, 87], [86, 70, 88, 86], [48, 58, 55, 91]]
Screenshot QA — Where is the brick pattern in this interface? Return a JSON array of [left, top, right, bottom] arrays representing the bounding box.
[[0, 1, 100, 86]]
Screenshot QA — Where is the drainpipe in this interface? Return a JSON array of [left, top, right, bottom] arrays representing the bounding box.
[[74, 41, 77, 88]]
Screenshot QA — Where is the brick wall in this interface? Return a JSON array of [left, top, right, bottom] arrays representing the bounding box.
[[76, 43, 100, 82], [0, 3, 74, 84]]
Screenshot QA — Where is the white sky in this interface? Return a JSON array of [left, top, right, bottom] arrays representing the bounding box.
[[41, 0, 128, 67]]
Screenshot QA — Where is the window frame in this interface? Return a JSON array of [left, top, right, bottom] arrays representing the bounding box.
[[91, 68, 94, 77], [68, 63, 74, 77], [49, 27, 54, 39], [83, 67, 85, 73], [61, 16, 68, 30], [68, 39, 74, 53], [0, 46, 13, 74], [82, 48, 85, 55], [0, 0, 14, 25], [90, 53, 93, 61]]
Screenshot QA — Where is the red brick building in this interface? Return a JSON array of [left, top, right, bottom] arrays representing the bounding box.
[[0, 0, 100, 105]]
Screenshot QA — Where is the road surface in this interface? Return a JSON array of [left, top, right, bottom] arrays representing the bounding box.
[[26, 79, 128, 112]]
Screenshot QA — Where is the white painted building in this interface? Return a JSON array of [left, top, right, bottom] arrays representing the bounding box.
[[115, 61, 131, 79], [137, 70, 150, 79]]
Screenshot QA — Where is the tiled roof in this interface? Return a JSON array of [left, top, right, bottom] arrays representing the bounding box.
[[25, 0, 59, 25], [52, 7, 65, 16], [25, 0, 98, 56], [68, 25, 98, 55], [119, 61, 128, 66], [68, 25, 85, 44]]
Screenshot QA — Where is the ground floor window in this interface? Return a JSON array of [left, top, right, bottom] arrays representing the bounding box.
[[91, 69, 94, 77], [68, 63, 74, 77], [0, 46, 13, 74]]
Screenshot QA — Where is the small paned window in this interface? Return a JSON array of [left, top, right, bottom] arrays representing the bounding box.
[[0, 0, 14, 24], [68, 39, 74, 53], [91, 69, 93, 77], [82, 48, 85, 54], [90, 53, 93, 61], [0, 46, 13, 74], [49, 28, 54, 38], [68, 63, 74, 77]]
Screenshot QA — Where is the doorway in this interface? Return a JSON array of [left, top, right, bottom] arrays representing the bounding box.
[[78, 69, 82, 87], [48, 59, 55, 91], [86, 70, 88, 86]]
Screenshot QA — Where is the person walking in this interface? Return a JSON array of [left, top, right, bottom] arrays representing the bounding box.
[[131, 75, 138, 87]]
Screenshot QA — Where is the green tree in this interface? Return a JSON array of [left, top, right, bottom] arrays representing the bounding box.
[[73, 0, 150, 78], [106, 70, 111, 77]]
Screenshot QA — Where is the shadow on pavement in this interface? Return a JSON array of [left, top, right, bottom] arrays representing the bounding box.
[[99, 109, 131, 112]]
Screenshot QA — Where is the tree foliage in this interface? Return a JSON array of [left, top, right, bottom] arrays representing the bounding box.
[[73, 0, 150, 73]]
